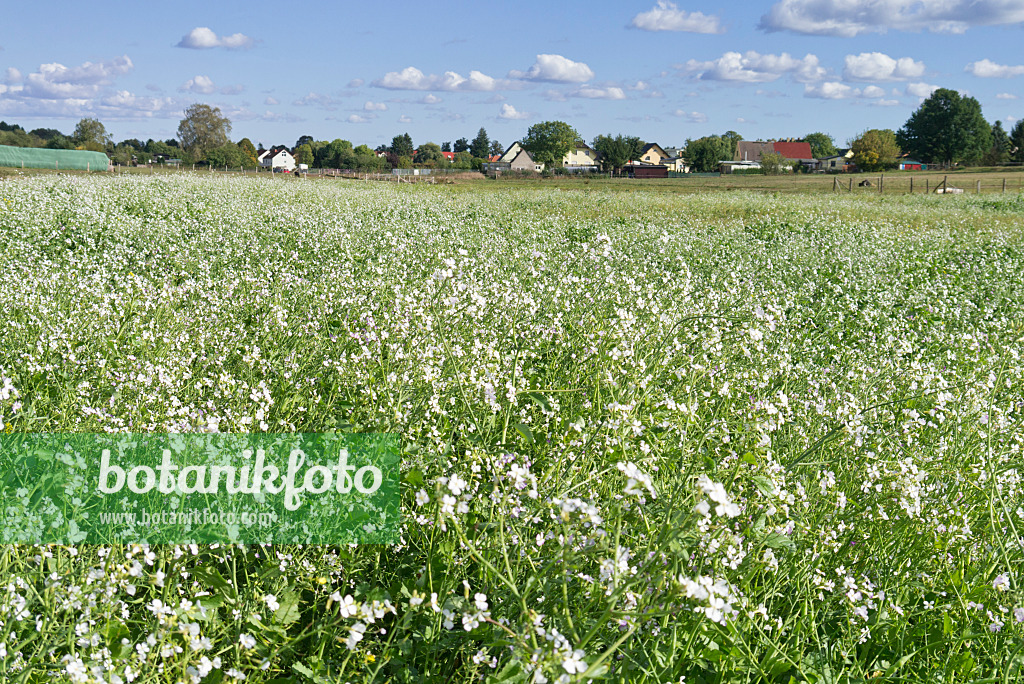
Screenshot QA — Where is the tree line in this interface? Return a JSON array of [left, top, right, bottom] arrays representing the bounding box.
[[4, 89, 1022, 174]]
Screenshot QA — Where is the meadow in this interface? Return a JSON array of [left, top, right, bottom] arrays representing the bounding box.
[[0, 174, 1022, 682]]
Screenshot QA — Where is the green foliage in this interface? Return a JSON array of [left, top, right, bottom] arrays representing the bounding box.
[[984, 121, 1012, 165], [1013, 120, 1024, 163], [470, 128, 490, 159], [521, 120, 579, 168], [896, 88, 992, 166], [177, 103, 232, 163], [759, 150, 785, 175], [72, 117, 111, 148], [489, 139, 503, 157], [294, 143, 314, 167], [415, 142, 445, 167], [453, 137, 470, 153], [391, 132, 414, 158], [804, 132, 837, 159], [318, 138, 355, 169], [205, 142, 247, 168], [683, 135, 733, 173], [852, 128, 901, 171], [592, 134, 642, 172], [237, 138, 259, 168]]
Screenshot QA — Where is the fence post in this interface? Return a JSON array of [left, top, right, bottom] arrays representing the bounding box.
[[879, 174, 883, 194], [848, 178, 852, 192], [976, 179, 981, 194], [1002, 178, 1006, 193], [926, 179, 929, 194], [909, 177, 913, 194], [942, 176, 947, 192]]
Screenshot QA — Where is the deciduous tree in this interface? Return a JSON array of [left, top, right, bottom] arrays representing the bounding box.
[[415, 142, 445, 167], [521, 120, 578, 168], [1012, 119, 1024, 163], [390, 133, 414, 158], [177, 104, 232, 162], [73, 117, 111, 150], [896, 88, 991, 166], [804, 132, 837, 159], [851, 129, 900, 172], [453, 137, 469, 153], [983, 121, 1011, 165], [683, 135, 732, 173]]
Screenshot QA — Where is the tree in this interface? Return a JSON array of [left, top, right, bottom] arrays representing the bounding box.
[[237, 138, 259, 167], [177, 103, 232, 162], [320, 139, 355, 169], [521, 120, 579, 168], [851, 129, 901, 172], [206, 143, 246, 168], [295, 135, 314, 149], [441, 141, 452, 152], [72, 118, 111, 150], [760, 151, 785, 175], [1011, 120, 1024, 163], [804, 132, 837, 159], [489, 140, 503, 157], [470, 128, 490, 158], [983, 121, 1011, 165], [896, 88, 991, 167], [390, 133, 414, 158], [453, 137, 470, 153], [415, 142, 445, 167], [721, 130, 742, 159], [30, 128, 65, 141], [683, 135, 732, 173], [294, 144, 314, 167], [354, 144, 385, 171], [593, 134, 634, 173]]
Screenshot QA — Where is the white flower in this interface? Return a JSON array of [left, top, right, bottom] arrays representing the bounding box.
[[993, 574, 1010, 592], [238, 633, 256, 649], [415, 489, 430, 506], [447, 473, 468, 496], [562, 648, 587, 674], [345, 622, 366, 649], [264, 594, 280, 612], [462, 612, 481, 630], [474, 593, 489, 612], [336, 594, 358, 617]]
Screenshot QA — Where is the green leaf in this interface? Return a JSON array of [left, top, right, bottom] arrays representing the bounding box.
[[486, 660, 527, 684], [274, 591, 302, 625], [763, 532, 796, 551], [527, 392, 552, 413], [513, 423, 535, 444]]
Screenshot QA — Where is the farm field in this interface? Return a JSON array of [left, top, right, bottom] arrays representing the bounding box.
[[0, 174, 1023, 682]]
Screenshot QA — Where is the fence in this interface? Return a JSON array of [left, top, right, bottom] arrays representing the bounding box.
[[831, 174, 1024, 195]]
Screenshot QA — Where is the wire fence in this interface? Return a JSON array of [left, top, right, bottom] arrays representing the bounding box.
[[831, 174, 1024, 195]]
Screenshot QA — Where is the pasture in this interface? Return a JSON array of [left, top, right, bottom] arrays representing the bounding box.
[[0, 174, 1022, 682]]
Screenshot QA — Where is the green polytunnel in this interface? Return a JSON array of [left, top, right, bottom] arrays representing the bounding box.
[[0, 145, 110, 172]]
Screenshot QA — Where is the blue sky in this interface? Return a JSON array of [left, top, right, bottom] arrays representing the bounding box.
[[1, 1, 1022, 150]]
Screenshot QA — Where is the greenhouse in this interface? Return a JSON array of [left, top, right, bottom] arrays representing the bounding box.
[[0, 145, 110, 172]]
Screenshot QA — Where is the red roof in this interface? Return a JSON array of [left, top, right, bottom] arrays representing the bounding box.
[[772, 141, 813, 160], [442, 151, 455, 160]]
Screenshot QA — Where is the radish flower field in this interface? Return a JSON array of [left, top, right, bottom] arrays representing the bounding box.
[[0, 175, 1022, 682]]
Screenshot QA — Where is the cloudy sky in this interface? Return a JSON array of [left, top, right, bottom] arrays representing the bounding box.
[[1, 0, 1022, 149]]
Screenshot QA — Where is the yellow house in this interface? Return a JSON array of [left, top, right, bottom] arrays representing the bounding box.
[[637, 143, 668, 165], [562, 142, 599, 170]]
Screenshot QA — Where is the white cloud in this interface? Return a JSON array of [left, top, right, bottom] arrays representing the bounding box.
[[508, 54, 594, 83], [686, 51, 826, 83], [571, 85, 626, 100], [628, 81, 650, 91], [874, 99, 901, 106], [347, 78, 364, 88], [293, 92, 339, 110], [630, 1, 724, 33], [179, 75, 217, 94], [906, 82, 940, 98], [347, 114, 371, 123], [804, 82, 888, 99], [398, 115, 412, 123], [177, 27, 254, 50], [420, 93, 442, 104], [996, 92, 1018, 99], [264, 96, 279, 105], [965, 59, 1024, 77], [3, 68, 21, 84], [673, 110, 708, 123], [760, 0, 1024, 36], [498, 103, 529, 119], [16, 56, 134, 99], [178, 75, 242, 95], [843, 52, 925, 81], [364, 101, 387, 111], [372, 66, 508, 91]]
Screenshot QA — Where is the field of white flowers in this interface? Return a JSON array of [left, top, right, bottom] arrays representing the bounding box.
[[0, 174, 1022, 683]]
